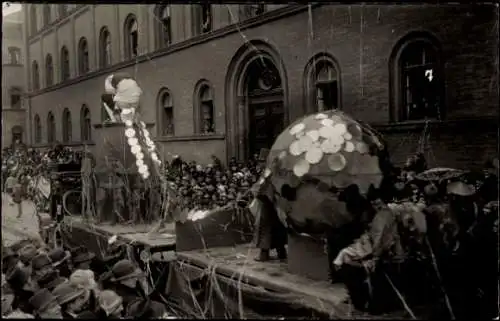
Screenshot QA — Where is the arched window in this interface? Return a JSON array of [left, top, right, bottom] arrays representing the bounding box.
[[78, 37, 89, 74], [8, 47, 21, 64], [32, 61, 40, 90], [9, 87, 22, 109], [239, 4, 265, 20], [47, 112, 56, 143], [58, 5, 68, 18], [62, 108, 72, 143], [30, 5, 37, 36], [303, 53, 341, 113], [60, 46, 70, 81], [99, 27, 112, 68], [390, 33, 443, 121], [45, 54, 54, 86], [80, 105, 92, 142], [157, 88, 174, 136], [43, 4, 51, 26], [155, 5, 172, 49], [34, 114, 42, 144], [194, 81, 215, 134], [193, 4, 212, 36], [124, 14, 138, 60]]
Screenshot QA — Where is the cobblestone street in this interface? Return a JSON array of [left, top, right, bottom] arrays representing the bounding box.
[[1, 193, 40, 246]]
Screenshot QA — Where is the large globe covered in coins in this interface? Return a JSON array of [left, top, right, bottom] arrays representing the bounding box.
[[255, 110, 392, 233]]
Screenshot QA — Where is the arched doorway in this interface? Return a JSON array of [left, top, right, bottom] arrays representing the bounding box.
[[225, 40, 289, 161], [245, 58, 284, 158]]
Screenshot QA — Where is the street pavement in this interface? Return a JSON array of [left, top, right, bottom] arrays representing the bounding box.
[[2, 193, 41, 246]]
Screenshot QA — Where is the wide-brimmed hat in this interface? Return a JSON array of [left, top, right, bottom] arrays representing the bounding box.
[[109, 260, 145, 283], [52, 283, 85, 306], [69, 269, 97, 291], [29, 288, 58, 313], [447, 181, 476, 197], [126, 298, 166, 318], [37, 270, 67, 291], [48, 248, 71, 267], [98, 290, 123, 316], [71, 247, 96, 265], [5, 266, 30, 289], [2, 293, 15, 316], [19, 245, 38, 265], [31, 253, 53, 271]]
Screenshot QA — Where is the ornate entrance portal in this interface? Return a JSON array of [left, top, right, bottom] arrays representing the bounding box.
[[246, 58, 285, 158], [225, 40, 289, 162]]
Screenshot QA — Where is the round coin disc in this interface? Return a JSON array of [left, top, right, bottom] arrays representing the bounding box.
[[142, 172, 150, 180], [295, 131, 305, 139], [289, 140, 303, 156], [278, 151, 287, 159], [125, 128, 136, 138], [136, 152, 144, 160], [124, 120, 133, 127], [131, 145, 141, 154], [332, 123, 347, 136], [263, 168, 272, 178], [343, 132, 353, 141], [151, 152, 159, 161], [306, 130, 320, 142], [356, 142, 369, 154], [321, 119, 334, 127], [315, 113, 328, 120], [138, 164, 148, 174], [128, 137, 139, 146], [305, 147, 324, 164], [298, 135, 314, 153], [330, 134, 345, 146], [328, 153, 347, 172], [293, 159, 310, 177], [136, 159, 144, 167], [344, 141, 356, 152], [320, 139, 341, 154], [319, 126, 336, 139], [289, 123, 305, 136]]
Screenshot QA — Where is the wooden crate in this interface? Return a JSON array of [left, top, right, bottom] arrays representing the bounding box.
[[287, 232, 330, 282], [175, 208, 254, 252]]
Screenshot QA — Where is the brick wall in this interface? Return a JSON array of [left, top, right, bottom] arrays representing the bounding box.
[[27, 4, 498, 166]]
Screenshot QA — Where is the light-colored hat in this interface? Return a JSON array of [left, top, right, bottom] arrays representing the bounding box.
[[446, 181, 476, 196], [69, 270, 97, 291], [98, 290, 123, 316]]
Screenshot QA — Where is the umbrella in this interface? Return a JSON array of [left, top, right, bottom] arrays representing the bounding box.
[[253, 110, 391, 231], [414, 167, 465, 182]]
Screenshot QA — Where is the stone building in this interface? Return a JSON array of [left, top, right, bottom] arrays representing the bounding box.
[[23, 4, 498, 168], [2, 10, 26, 149]]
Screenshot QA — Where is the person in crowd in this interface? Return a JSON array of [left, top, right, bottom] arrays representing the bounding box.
[[4, 174, 17, 206], [70, 246, 96, 270], [1, 284, 15, 316], [29, 288, 63, 319], [52, 282, 89, 319], [2, 248, 20, 274], [126, 297, 167, 319], [37, 270, 67, 291], [18, 244, 38, 273], [97, 290, 124, 319], [69, 269, 100, 313], [5, 265, 37, 314], [100, 259, 148, 308], [49, 247, 73, 279], [12, 176, 24, 218], [31, 253, 54, 282]]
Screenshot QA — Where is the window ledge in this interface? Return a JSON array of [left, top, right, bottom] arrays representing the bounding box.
[[155, 134, 225, 142], [2, 108, 25, 112], [3, 63, 23, 67], [93, 122, 154, 129], [372, 116, 498, 133]]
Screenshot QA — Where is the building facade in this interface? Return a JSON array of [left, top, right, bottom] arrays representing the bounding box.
[[24, 4, 498, 168], [2, 10, 26, 149]]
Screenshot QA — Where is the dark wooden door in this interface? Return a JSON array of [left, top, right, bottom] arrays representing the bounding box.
[[248, 101, 285, 157]]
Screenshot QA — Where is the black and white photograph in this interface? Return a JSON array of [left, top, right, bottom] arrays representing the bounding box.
[[1, 2, 499, 319]]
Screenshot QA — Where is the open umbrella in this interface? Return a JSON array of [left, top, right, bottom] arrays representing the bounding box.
[[253, 110, 391, 231]]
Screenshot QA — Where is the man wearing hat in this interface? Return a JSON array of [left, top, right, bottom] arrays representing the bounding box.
[[69, 269, 100, 313], [5, 265, 37, 314], [29, 288, 63, 319], [18, 244, 38, 270], [2, 248, 20, 274], [97, 290, 124, 318], [101, 259, 148, 308], [31, 252, 54, 281], [49, 247, 73, 278], [71, 246, 96, 270], [37, 270, 67, 291], [52, 282, 88, 318], [126, 297, 166, 319]]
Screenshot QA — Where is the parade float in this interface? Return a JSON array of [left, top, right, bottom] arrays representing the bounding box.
[[24, 73, 497, 319]]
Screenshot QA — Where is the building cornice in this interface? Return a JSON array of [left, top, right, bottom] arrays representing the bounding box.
[[27, 4, 314, 98]]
